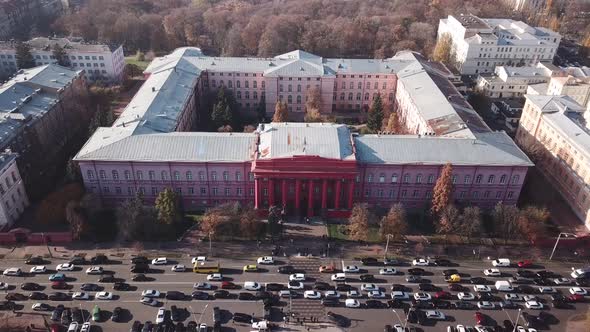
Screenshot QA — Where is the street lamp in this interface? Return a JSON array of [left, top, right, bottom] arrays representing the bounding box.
[[198, 303, 209, 328], [549, 232, 576, 260], [384, 234, 393, 259], [392, 309, 406, 330], [512, 308, 522, 332], [502, 307, 514, 326], [208, 232, 212, 257]]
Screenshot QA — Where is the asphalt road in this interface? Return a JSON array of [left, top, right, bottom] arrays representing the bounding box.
[[0, 255, 588, 332]]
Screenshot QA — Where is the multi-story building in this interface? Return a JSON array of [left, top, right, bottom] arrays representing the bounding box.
[[0, 37, 125, 82], [491, 99, 524, 134], [438, 14, 561, 75], [74, 48, 532, 217], [527, 67, 590, 112], [516, 95, 590, 229], [0, 152, 27, 229], [475, 62, 559, 98], [0, 63, 91, 199]]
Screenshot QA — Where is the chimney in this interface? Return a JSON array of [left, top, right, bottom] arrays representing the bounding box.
[[152, 87, 155, 92]]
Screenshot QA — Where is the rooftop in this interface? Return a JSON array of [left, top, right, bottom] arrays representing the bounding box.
[[0, 37, 121, 53]]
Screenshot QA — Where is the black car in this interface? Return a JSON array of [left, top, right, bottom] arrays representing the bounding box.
[[314, 282, 331, 290], [509, 277, 532, 284], [418, 283, 438, 291], [212, 306, 221, 324], [174, 322, 185, 332], [131, 321, 142, 332], [536, 270, 558, 278], [384, 258, 402, 266], [454, 301, 476, 310], [406, 275, 423, 283], [166, 291, 185, 300], [500, 300, 518, 309], [238, 292, 256, 301], [255, 291, 272, 300], [517, 285, 535, 294], [213, 290, 229, 299], [442, 269, 459, 276], [326, 311, 347, 327], [132, 274, 149, 282], [131, 256, 149, 264], [191, 291, 209, 300], [517, 270, 536, 278], [186, 321, 197, 331], [411, 300, 435, 309], [551, 294, 567, 302], [335, 284, 353, 292], [408, 268, 425, 275], [51, 305, 64, 321], [61, 308, 71, 325], [365, 300, 384, 308], [72, 308, 83, 323], [28, 292, 47, 300], [470, 277, 488, 284], [111, 306, 122, 322], [114, 282, 130, 291], [434, 259, 451, 266], [321, 298, 339, 307], [552, 300, 571, 309], [25, 256, 45, 265], [99, 275, 116, 283], [277, 265, 295, 274], [81, 283, 100, 291], [21, 283, 41, 291], [359, 274, 374, 281], [90, 255, 108, 264], [141, 321, 153, 332], [391, 284, 407, 292], [5, 293, 26, 301], [131, 264, 150, 273], [232, 312, 252, 323], [387, 299, 404, 308], [48, 292, 71, 301], [448, 284, 465, 292], [434, 300, 451, 309], [477, 292, 494, 301], [361, 257, 380, 266], [0, 301, 14, 311], [503, 319, 514, 331], [265, 283, 283, 291], [171, 305, 182, 322], [407, 310, 418, 323], [69, 256, 87, 265], [533, 278, 552, 286]]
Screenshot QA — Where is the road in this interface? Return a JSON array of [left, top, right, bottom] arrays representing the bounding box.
[[0, 254, 588, 331]]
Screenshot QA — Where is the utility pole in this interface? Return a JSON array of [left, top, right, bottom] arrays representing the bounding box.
[[384, 234, 393, 258], [549, 232, 576, 260], [208, 232, 212, 257]]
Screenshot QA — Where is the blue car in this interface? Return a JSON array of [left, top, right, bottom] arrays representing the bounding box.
[[49, 273, 66, 281]]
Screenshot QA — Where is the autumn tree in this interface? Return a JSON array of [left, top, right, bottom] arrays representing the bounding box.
[[367, 93, 384, 132], [272, 101, 289, 122], [52, 44, 69, 67], [15, 42, 35, 69], [431, 163, 453, 215], [240, 206, 261, 239], [267, 205, 283, 239], [459, 206, 482, 238], [517, 206, 550, 243], [256, 96, 266, 121], [66, 201, 87, 240], [348, 203, 373, 241], [201, 208, 224, 240], [379, 203, 408, 241], [155, 188, 180, 225], [306, 86, 322, 111], [384, 111, 400, 133], [432, 33, 454, 67], [436, 204, 460, 234], [304, 107, 323, 122], [116, 192, 148, 241]]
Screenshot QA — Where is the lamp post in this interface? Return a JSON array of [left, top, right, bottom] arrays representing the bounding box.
[[198, 303, 209, 328], [384, 234, 393, 259], [208, 232, 212, 257], [392, 309, 406, 330], [549, 232, 576, 260], [502, 307, 514, 326], [512, 308, 522, 332]]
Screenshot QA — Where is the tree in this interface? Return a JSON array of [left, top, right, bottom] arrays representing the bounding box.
[[304, 107, 322, 122], [211, 87, 236, 128], [459, 206, 482, 238], [384, 111, 400, 133], [240, 206, 261, 239], [66, 200, 87, 240], [432, 32, 454, 67], [436, 204, 460, 234], [116, 192, 147, 241], [305, 86, 322, 111], [431, 163, 453, 215], [52, 44, 69, 67], [15, 42, 35, 69], [367, 93, 384, 132], [65, 159, 82, 183], [155, 188, 180, 225], [201, 208, 224, 240], [379, 203, 408, 241], [256, 96, 266, 121], [517, 206, 550, 243], [267, 205, 283, 239], [272, 101, 289, 122], [348, 203, 372, 241], [492, 202, 520, 243]]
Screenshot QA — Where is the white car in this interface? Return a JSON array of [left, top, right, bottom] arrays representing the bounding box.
[[31, 303, 50, 311], [538, 286, 556, 294], [151, 257, 168, 265], [525, 300, 543, 309], [379, 268, 397, 275], [361, 283, 379, 291], [288, 281, 304, 290], [80, 323, 91, 332], [505, 293, 523, 301], [86, 266, 103, 275], [569, 287, 588, 295], [523, 295, 538, 302], [29, 266, 47, 274], [473, 285, 491, 292], [347, 290, 362, 298], [171, 265, 186, 272], [477, 301, 495, 309], [345, 299, 360, 308], [492, 258, 511, 267], [425, 310, 446, 320], [95, 291, 113, 300], [289, 273, 305, 281], [257, 256, 274, 265], [3, 268, 21, 276], [191, 256, 207, 264], [457, 292, 475, 301], [483, 269, 501, 277], [141, 289, 161, 298], [412, 258, 430, 266], [343, 265, 360, 273], [324, 290, 341, 299], [393, 324, 404, 332], [56, 263, 75, 271], [368, 290, 386, 298], [140, 297, 159, 306], [0, 282, 9, 290], [304, 290, 321, 299], [414, 292, 432, 301], [207, 273, 223, 281], [193, 282, 212, 290], [67, 322, 79, 332], [390, 291, 409, 300], [156, 308, 166, 324], [279, 290, 295, 298], [197, 324, 207, 332], [72, 292, 90, 300], [331, 273, 346, 282], [244, 282, 262, 291]]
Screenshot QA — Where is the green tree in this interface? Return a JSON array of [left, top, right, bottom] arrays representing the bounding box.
[[272, 100, 289, 122], [431, 163, 453, 215], [367, 93, 384, 132], [52, 44, 69, 67], [15, 42, 35, 69], [211, 87, 235, 127], [492, 202, 520, 243], [116, 192, 147, 241], [65, 158, 82, 183], [155, 188, 180, 225], [379, 203, 408, 241]]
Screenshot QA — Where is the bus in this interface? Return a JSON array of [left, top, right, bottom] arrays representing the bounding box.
[[92, 305, 101, 322], [193, 261, 220, 273]]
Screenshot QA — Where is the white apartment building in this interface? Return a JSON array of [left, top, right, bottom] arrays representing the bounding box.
[[527, 66, 590, 112], [0, 37, 125, 82], [516, 95, 590, 229], [438, 14, 561, 75], [0, 152, 28, 230], [504, 0, 546, 11], [475, 62, 558, 98]]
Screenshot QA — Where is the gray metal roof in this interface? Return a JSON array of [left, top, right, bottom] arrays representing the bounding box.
[[0, 37, 120, 53], [354, 132, 533, 166], [257, 123, 354, 160], [75, 132, 256, 162]]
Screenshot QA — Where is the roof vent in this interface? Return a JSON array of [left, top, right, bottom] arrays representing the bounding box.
[[268, 62, 275, 67], [152, 87, 155, 92], [300, 67, 304, 71], [211, 61, 215, 65], [338, 63, 343, 68]]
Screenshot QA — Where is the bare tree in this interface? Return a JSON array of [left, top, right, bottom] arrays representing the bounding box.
[[492, 202, 520, 243], [459, 206, 482, 238], [436, 204, 460, 234], [379, 203, 408, 241]]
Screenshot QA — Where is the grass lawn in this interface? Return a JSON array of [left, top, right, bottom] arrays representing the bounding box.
[[125, 56, 150, 71], [327, 224, 381, 243]]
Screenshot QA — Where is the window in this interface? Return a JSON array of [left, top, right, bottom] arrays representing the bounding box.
[[200, 187, 207, 195], [161, 171, 168, 180], [464, 175, 471, 184], [287, 95, 292, 104], [507, 191, 514, 199], [487, 175, 495, 184], [367, 174, 373, 183], [249, 188, 254, 196], [340, 93, 345, 100], [225, 188, 231, 196], [112, 170, 119, 180], [237, 188, 243, 196], [475, 175, 483, 184], [235, 172, 241, 181], [365, 189, 371, 197], [151, 187, 158, 196], [223, 171, 229, 181], [149, 171, 155, 180], [253, 81, 257, 88], [364, 93, 369, 100], [379, 174, 385, 183], [236, 80, 241, 88], [401, 190, 407, 198], [211, 172, 217, 181], [174, 171, 180, 181], [136, 171, 143, 180], [403, 174, 410, 183], [263, 188, 268, 196], [103, 187, 110, 193], [451, 175, 457, 184], [412, 190, 419, 197], [499, 174, 506, 184], [249, 172, 254, 181], [391, 174, 398, 183], [261, 81, 265, 89], [228, 80, 232, 88], [511, 175, 520, 184], [87, 170, 94, 180], [139, 187, 145, 195], [186, 171, 193, 180], [99, 170, 106, 180], [484, 191, 490, 198], [115, 187, 122, 194], [348, 93, 353, 101], [356, 93, 361, 101], [175, 188, 182, 194], [416, 174, 422, 184], [472, 191, 479, 198], [253, 91, 258, 99], [212, 188, 219, 196], [459, 191, 466, 198], [188, 187, 194, 195], [428, 175, 435, 184], [124, 170, 131, 180], [496, 191, 502, 199], [198, 171, 205, 181]]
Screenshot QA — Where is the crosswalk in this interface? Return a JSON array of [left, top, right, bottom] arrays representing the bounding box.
[[287, 257, 325, 320]]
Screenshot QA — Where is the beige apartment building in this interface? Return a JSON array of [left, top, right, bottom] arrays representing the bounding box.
[[516, 95, 590, 229]]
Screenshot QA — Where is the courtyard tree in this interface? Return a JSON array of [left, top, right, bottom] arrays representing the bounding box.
[[240, 206, 261, 239], [436, 204, 460, 234], [459, 206, 482, 238], [517, 206, 550, 243], [379, 203, 408, 241], [15, 42, 35, 69], [116, 192, 147, 241], [272, 101, 289, 122], [384, 111, 400, 133], [367, 93, 384, 132], [304, 107, 322, 122], [211, 87, 235, 128], [492, 202, 520, 243], [431, 163, 453, 215], [201, 208, 224, 240], [52, 44, 69, 67], [305, 86, 322, 111], [432, 32, 454, 67], [348, 203, 372, 241], [155, 188, 180, 225]]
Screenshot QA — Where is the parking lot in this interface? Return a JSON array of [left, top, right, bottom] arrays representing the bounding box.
[[0, 254, 588, 331]]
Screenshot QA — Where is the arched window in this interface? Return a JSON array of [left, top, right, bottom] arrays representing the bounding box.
[[136, 171, 143, 180], [245, 91, 250, 99], [99, 170, 106, 179], [245, 80, 249, 88], [499, 174, 507, 184], [356, 93, 361, 101], [364, 93, 369, 100], [253, 81, 257, 88], [223, 171, 229, 181], [186, 171, 193, 180], [372, 93, 378, 100], [511, 175, 520, 184], [87, 170, 94, 179], [161, 171, 167, 180], [124, 170, 131, 180], [348, 93, 353, 101], [297, 84, 301, 92], [112, 170, 119, 180], [475, 174, 482, 184], [236, 80, 241, 88], [174, 171, 180, 181], [367, 174, 373, 182], [228, 80, 232, 88], [235, 172, 241, 181], [148, 171, 155, 180], [340, 93, 345, 100], [287, 95, 292, 104], [198, 171, 205, 181], [487, 175, 495, 184], [366, 82, 370, 89], [261, 81, 265, 89], [253, 91, 258, 99], [296, 95, 301, 104], [379, 174, 385, 183], [288, 84, 292, 92]]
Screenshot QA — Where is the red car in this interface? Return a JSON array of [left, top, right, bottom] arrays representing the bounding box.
[[435, 291, 451, 299], [51, 281, 68, 290], [517, 260, 533, 268], [569, 294, 585, 302], [221, 281, 237, 289], [475, 311, 485, 325]]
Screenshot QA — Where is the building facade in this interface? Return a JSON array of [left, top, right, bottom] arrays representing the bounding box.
[[475, 62, 558, 98], [0, 37, 125, 82], [438, 14, 560, 75], [516, 95, 590, 229], [0, 152, 28, 229]]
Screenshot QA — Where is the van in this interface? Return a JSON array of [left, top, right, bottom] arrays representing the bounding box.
[[243, 282, 261, 291], [495, 280, 513, 292], [492, 258, 510, 267], [3, 268, 21, 276]]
